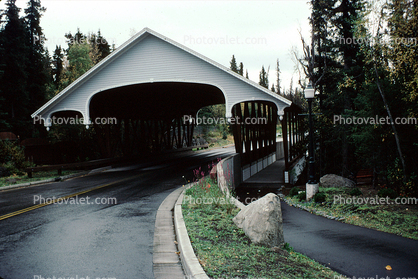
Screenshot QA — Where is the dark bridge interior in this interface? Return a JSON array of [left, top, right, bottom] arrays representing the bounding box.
[[89, 82, 225, 120], [71, 82, 226, 157]]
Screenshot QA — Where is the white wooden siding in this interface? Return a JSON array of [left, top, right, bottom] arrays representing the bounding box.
[[34, 29, 291, 126]]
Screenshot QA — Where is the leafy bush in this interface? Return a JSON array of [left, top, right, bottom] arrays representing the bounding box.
[[283, 242, 294, 252], [378, 188, 398, 199], [289, 187, 300, 197], [387, 158, 417, 197], [349, 188, 363, 196], [313, 192, 327, 203], [0, 140, 31, 176], [298, 191, 306, 202], [0, 166, 10, 177], [222, 130, 228, 140]]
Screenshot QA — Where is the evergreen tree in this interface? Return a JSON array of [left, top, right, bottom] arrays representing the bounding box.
[[238, 62, 244, 76], [52, 45, 63, 88], [245, 70, 249, 79], [51, 29, 111, 94], [96, 30, 111, 61], [25, 0, 45, 48], [276, 59, 281, 95], [259, 65, 269, 88], [25, 0, 48, 119], [0, 43, 9, 131], [65, 28, 86, 53], [0, 0, 30, 137], [299, 0, 366, 177], [359, 0, 418, 194], [230, 55, 238, 73]]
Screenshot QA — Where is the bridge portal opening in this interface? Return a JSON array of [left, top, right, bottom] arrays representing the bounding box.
[[88, 82, 226, 157], [89, 82, 225, 120]]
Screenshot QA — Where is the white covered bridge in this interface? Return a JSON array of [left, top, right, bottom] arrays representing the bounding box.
[[32, 28, 304, 181]]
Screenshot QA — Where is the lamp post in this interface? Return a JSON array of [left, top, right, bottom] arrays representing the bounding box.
[[305, 82, 318, 200]]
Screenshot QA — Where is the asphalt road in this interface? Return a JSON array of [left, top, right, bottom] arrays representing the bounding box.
[[282, 201, 418, 278], [0, 147, 235, 279]]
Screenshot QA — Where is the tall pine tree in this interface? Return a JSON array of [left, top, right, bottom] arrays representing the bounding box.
[[230, 55, 238, 73], [305, 0, 365, 177], [0, 0, 30, 137], [259, 65, 269, 89], [276, 59, 281, 95], [25, 0, 49, 122], [52, 45, 64, 89], [238, 62, 244, 76]]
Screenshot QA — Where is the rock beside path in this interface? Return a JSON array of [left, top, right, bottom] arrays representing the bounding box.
[[233, 193, 284, 247], [320, 174, 356, 188]]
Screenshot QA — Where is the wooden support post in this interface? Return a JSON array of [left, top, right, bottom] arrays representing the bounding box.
[[250, 102, 257, 162], [232, 104, 243, 155], [189, 121, 194, 147], [243, 102, 251, 165], [104, 124, 111, 158], [271, 106, 277, 154], [123, 118, 129, 155], [282, 111, 289, 170], [177, 118, 182, 148]]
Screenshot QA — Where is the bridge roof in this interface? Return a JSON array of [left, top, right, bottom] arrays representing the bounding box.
[[32, 27, 291, 126]]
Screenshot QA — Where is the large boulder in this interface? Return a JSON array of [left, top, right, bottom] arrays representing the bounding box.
[[233, 193, 284, 247], [320, 174, 355, 188]]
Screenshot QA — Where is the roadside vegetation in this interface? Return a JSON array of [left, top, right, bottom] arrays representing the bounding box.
[[182, 173, 345, 279], [0, 170, 82, 188], [285, 186, 418, 240], [0, 140, 81, 188], [194, 104, 234, 149]]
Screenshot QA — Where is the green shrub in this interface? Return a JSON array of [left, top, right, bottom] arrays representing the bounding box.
[[0, 140, 29, 176], [313, 192, 326, 203], [378, 188, 398, 199], [222, 130, 228, 140], [349, 188, 363, 196], [283, 242, 294, 252], [297, 191, 306, 202], [289, 187, 300, 197]]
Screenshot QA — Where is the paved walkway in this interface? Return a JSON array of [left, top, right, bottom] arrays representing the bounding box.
[[243, 158, 285, 184], [282, 201, 418, 277], [236, 159, 285, 204], [238, 160, 418, 277]]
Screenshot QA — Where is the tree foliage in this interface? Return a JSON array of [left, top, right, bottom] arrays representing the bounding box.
[[0, 1, 112, 163], [49, 29, 111, 95], [0, 0, 31, 138], [259, 65, 269, 89], [294, 0, 418, 196], [230, 55, 238, 73]]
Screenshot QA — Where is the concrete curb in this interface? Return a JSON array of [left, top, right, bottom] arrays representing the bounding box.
[[174, 189, 209, 279], [153, 187, 186, 279], [0, 166, 111, 191], [172, 182, 245, 279]]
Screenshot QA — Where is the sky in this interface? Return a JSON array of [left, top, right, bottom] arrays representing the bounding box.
[[0, 0, 312, 91]]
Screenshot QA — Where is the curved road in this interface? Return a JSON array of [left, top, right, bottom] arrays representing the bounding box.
[[0, 147, 235, 279]]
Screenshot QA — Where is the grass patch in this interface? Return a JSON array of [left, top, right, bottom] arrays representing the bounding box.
[[285, 186, 418, 240], [182, 177, 345, 278], [207, 134, 234, 148], [0, 170, 82, 188]]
